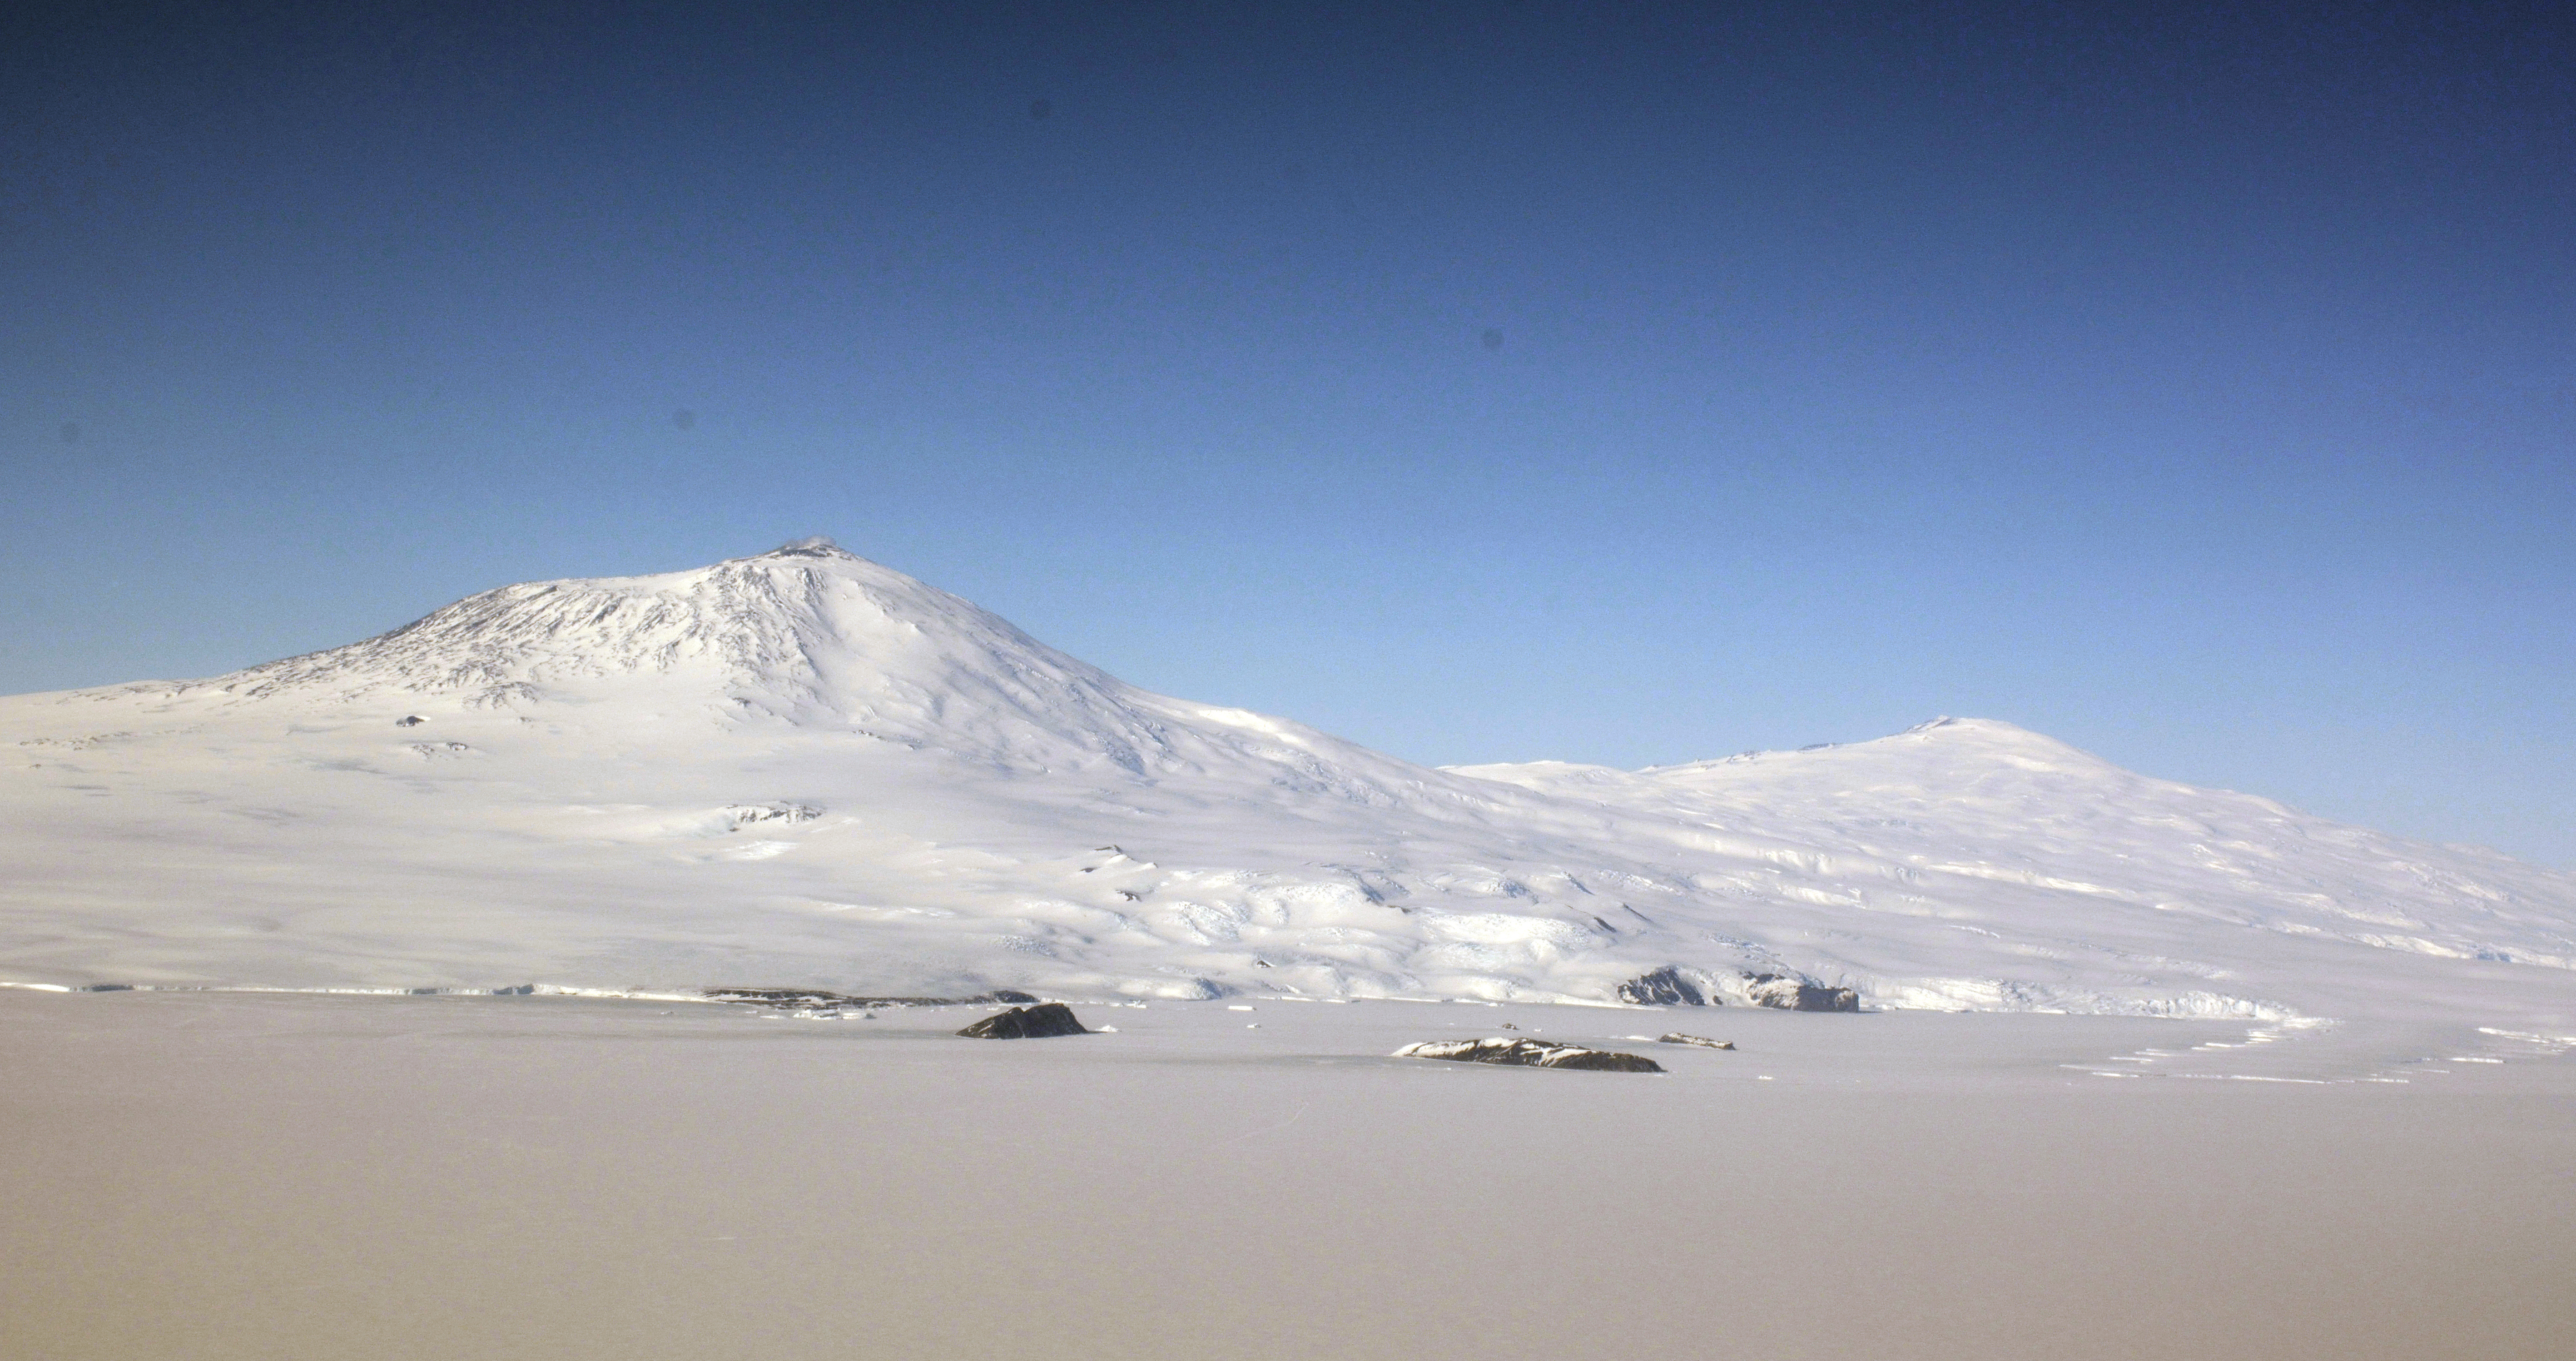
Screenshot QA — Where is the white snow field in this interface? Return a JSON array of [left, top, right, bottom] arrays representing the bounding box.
[[6, 988, 2575, 1361], [10, 542, 2576, 1359], [5, 539, 2574, 1038]]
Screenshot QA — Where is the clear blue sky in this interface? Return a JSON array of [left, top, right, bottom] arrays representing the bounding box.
[[5, 2, 2572, 864]]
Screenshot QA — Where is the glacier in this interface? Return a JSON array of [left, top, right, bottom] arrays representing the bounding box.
[[5, 539, 2572, 1028]]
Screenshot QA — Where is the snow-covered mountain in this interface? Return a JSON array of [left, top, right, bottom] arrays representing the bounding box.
[[6, 541, 2573, 1029]]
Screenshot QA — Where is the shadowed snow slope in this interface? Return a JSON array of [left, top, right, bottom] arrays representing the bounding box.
[[5, 541, 2572, 1028]]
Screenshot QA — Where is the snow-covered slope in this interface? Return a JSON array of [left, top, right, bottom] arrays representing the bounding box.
[[5, 541, 2572, 1030]]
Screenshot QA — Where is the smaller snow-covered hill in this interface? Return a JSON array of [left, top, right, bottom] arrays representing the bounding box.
[[1454, 719, 2576, 1018], [5, 544, 2574, 1032]]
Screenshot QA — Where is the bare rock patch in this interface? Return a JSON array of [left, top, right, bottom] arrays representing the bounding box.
[[1394, 1037, 1663, 1073], [957, 1002, 1088, 1038]]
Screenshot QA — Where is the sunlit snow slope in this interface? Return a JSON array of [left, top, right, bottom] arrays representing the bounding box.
[[5, 541, 2572, 1027]]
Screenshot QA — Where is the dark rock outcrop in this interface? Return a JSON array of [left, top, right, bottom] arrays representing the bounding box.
[[1746, 975, 1860, 1012], [957, 1002, 1088, 1038], [1393, 1038, 1663, 1073], [1658, 1033, 1735, 1050], [1616, 966, 1706, 1006]]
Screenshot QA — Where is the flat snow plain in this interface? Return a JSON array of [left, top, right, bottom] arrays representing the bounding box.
[[6, 988, 2574, 1361]]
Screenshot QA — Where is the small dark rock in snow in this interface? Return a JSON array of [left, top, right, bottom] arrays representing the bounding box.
[[1616, 966, 1706, 1006], [396, 715, 427, 726], [1746, 976, 1860, 1012], [1394, 1037, 1663, 1073], [957, 1002, 1088, 1038], [1658, 1033, 1735, 1050]]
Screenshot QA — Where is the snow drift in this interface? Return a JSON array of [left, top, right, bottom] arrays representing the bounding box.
[[5, 541, 2573, 1027]]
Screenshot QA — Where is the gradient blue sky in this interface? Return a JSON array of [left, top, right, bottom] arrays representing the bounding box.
[[6, 2, 2573, 864]]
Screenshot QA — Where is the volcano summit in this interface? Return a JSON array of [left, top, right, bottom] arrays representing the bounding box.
[[5, 541, 2573, 1029]]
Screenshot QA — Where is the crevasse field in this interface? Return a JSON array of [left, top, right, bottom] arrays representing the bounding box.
[[6, 541, 2573, 1359]]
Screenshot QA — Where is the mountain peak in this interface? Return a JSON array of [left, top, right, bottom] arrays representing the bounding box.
[[1893, 715, 2070, 748], [148, 543, 1368, 782], [760, 536, 854, 561], [177, 543, 1115, 726]]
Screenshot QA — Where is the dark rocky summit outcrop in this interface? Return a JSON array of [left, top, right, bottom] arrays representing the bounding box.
[[1746, 975, 1860, 1011], [957, 1002, 1088, 1038], [1615, 966, 1860, 1011], [1658, 1033, 1734, 1050], [1616, 966, 1706, 1006], [1394, 1038, 1663, 1073]]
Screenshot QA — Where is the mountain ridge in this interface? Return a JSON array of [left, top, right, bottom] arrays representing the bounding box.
[[5, 543, 2573, 1031]]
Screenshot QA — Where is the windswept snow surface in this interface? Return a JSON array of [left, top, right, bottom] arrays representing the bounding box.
[[5, 541, 2573, 1029]]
